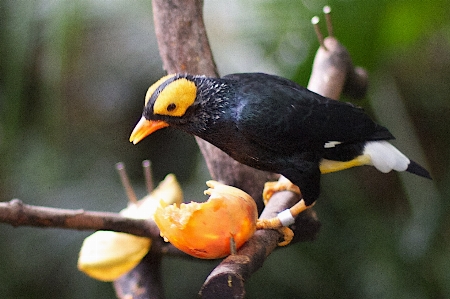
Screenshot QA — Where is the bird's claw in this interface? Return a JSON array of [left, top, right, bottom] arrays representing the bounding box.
[[263, 179, 301, 205], [256, 219, 294, 247], [277, 227, 294, 246], [259, 178, 307, 247]]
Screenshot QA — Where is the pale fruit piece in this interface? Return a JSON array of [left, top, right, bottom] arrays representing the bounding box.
[[78, 174, 183, 281], [78, 231, 151, 281]]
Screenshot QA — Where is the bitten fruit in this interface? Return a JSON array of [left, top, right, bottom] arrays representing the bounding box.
[[154, 181, 258, 259]]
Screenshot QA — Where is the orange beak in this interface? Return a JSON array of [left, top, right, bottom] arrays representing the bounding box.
[[129, 117, 169, 144]]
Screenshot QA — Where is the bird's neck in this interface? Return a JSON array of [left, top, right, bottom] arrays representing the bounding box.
[[189, 77, 234, 131]]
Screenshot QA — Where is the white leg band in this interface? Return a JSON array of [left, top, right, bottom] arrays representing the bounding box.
[[278, 209, 295, 227]]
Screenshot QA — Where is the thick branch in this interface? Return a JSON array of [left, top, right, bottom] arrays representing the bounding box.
[[308, 37, 368, 99], [113, 247, 164, 299]]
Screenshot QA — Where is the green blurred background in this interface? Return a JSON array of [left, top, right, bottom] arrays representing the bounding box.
[[0, 0, 449, 298]]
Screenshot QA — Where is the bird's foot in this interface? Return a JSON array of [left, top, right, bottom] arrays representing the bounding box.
[[256, 199, 311, 246], [256, 219, 294, 246], [258, 178, 314, 246], [262, 178, 301, 205], [277, 227, 294, 246]]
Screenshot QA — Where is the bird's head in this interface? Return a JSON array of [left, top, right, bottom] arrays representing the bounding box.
[[129, 74, 202, 144]]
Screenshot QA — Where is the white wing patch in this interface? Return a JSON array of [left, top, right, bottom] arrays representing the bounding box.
[[363, 141, 410, 173], [324, 141, 342, 148]]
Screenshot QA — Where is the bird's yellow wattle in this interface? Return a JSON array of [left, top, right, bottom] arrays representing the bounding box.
[[153, 78, 197, 117]]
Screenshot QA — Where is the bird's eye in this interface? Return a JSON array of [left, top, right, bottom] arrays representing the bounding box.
[[152, 78, 196, 117], [167, 103, 177, 112]]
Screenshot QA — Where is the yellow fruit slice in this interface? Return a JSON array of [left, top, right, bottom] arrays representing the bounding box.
[[78, 231, 151, 281], [78, 174, 183, 281]]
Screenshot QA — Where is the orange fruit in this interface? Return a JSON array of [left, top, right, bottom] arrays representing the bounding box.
[[154, 181, 258, 259]]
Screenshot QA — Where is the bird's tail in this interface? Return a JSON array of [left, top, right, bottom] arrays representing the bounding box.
[[363, 141, 431, 179], [405, 159, 432, 179]]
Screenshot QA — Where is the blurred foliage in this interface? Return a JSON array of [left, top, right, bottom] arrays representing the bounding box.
[[0, 0, 449, 298]]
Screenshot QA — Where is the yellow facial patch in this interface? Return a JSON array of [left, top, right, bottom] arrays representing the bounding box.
[[144, 74, 177, 106], [152, 78, 197, 117], [319, 154, 372, 174]]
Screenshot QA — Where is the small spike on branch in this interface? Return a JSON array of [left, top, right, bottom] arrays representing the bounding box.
[[323, 6, 333, 37], [311, 16, 326, 50], [115, 162, 138, 204], [142, 160, 154, 194]]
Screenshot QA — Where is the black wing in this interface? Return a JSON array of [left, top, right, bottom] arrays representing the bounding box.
[[224, 73, 393, 153]]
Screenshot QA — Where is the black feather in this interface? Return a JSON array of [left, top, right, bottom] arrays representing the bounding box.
[[407, 160, 432, 179]]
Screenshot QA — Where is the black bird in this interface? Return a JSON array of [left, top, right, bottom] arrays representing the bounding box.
[[130, 73, 431, 206]]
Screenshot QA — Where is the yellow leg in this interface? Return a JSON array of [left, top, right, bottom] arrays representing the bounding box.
[[258, 178, 314, 246], [289, 198, 315, 218], [255, 199, 310, 228]]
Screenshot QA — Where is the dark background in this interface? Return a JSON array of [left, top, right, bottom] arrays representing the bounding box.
[[1, 0, 449, 298]]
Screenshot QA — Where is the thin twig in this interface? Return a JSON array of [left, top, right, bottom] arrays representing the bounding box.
[[0, 199, 160, 237], [116, 162, 138, 204], [142, 160, 154, 194], [323, 6, 333, 37], [311, 16, 327, 50]]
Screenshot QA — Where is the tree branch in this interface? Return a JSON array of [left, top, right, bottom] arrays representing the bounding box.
[[308, 36, 368, 99], [113, 246, 164, 299], [0, 3, 369, 299], [0, 199, 160, 238]]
